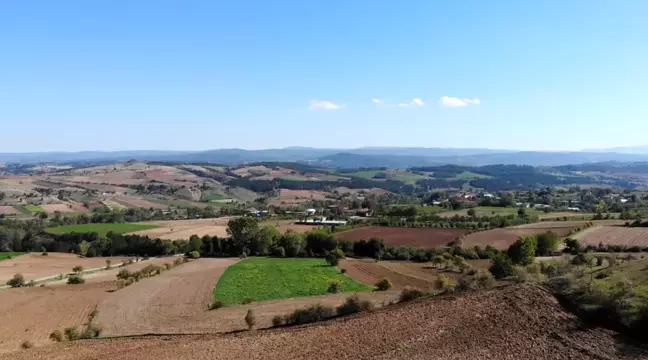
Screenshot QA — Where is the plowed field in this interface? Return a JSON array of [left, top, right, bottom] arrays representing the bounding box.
[[97, 258, 238, 335], [0, 253, 128, 283], [462, 225, 580, 250], [6, 285, 646, 360], [128, 218, 232, 240], [575, 226, 648, 247], [335, 226, 471, 248]]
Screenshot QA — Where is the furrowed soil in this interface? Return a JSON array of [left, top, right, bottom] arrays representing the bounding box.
[[6, 285, 647, 360], [97, 258, 238, 335], [462, 225, 580, 250], [335, 226, 471, 248], [575, 226, 648, 247], [128, 218, 232, 240], [339, 259, 491, 289]]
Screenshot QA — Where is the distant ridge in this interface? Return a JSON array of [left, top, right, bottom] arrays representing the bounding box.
[[2, 147, 648, 167]]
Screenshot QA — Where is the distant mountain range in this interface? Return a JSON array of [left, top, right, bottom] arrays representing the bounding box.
[[3, 147, 648, 168]]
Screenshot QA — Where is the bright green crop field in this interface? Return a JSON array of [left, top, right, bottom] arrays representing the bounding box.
[[212, 257, 372, 304]]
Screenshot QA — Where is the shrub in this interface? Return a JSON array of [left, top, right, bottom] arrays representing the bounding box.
[[49, 330, 63, 342], [20, 341, 33, 349], [507, 236, 537, 265], [116, 269, 131, 280], [433, 275, 452, 290], [341, 268, 347, 274], [7, 273, 25, 288], [72, 266, 84, 274], [26, 280, 36, 287], [375, 278, 392, 291], [325, 248, 345, 266], [327, 280, 341, 294], [105, 259, 112, 269], [284, 304, 336, 325], [242, 297, 255, 305], [208, 300, 225, 310], [164, 263, 173, 270], [64, 327, 80, 341], [511, 266, 532, 283], [67, 274, 85, 285], [190, 250, 200, 259], [399, 287, 425, 303], [41, 252, 48, 256], [272, 315, 284, 327], [272, 246, 286, 258], [337, 294, 374, 316], [245, 309, 256, 330], [239, 252, 248, 259], [489, 254, 514, 279], [572, 253, 594, 266]]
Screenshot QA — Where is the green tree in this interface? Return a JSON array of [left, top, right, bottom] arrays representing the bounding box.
[[189, 235, 203, 253], [535, 231, 559, 256], [277, 230, 304, 257], [506, 236, 537, 266], [227, 217, 260, 253], [489, 254, 514, 279], [253, 225, 280, 255], [325, 248, 345, 266], [467, 208, 476, 217], [517, 208, 526, 218]]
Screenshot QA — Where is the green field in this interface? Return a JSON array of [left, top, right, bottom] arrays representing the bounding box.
[[46, 223, 158, 237], [13, 204, 44, 214], [0, 252, 24, 261], [213, 257, 372, 304]]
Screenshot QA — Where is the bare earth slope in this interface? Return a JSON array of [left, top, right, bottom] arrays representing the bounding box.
[[8, 285, 648, 360]]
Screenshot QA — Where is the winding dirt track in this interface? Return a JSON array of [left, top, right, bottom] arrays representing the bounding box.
[[7, 285, 647, 360]]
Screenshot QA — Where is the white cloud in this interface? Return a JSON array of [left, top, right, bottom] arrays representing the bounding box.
[[439, 96, 481, 108], [309, 99, 342, 110], [411, 98, 424, 106], [373, 98, 425, 108]]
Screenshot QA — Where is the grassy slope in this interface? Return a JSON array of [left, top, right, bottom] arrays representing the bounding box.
[[451, 171, 493, 180], [591, 257, 648, 311], [46, 223, 158, 237], [213, 257, 372, 304], [345, 170, 427, 184], [0, 252, 25, 261], [203, 194, 229, 201]]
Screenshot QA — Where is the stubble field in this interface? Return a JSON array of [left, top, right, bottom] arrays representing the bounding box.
[[335, 226, 471, 248]]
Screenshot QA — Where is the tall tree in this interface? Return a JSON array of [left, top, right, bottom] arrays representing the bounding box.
[[226, 217, 260, 254]]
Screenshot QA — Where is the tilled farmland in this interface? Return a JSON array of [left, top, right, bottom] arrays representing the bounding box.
[[576, 226, 648, 247], [5, 285, 646, 360], [335, 226, 471, 248]]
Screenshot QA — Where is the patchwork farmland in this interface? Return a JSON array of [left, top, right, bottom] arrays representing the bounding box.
[[575, 226, 648, 247]]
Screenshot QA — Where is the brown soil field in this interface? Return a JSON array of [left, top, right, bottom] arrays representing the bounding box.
[[7, 285, 646, 360], [339, 259, 433, 289], [97, 258, 238, 335], [335, 226, 471, 248], [340, 259, 491, 289], [129, 218, 232, 240], [575, 226, 648, 247], [0, 282, 114, 353], [0, 253, 129, 283], [512, 220, 627, 229], [40, 203, 78, 213], [0, 206, 18, 215], [279, 189, 329, 200], [462, 225, 582, 250]]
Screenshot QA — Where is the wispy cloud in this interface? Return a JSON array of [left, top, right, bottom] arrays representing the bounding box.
[[373, 98, 425, 108], [439, 96, 480, 108], [309, 99, 342, 110]]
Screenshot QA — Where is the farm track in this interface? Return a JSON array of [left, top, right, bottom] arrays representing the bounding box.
[[6, 285, 647, 360]]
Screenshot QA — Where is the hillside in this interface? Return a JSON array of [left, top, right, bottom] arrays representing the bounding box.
[[5, 285, 646, 359]]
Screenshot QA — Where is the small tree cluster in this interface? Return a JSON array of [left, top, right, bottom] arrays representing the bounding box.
[[67, 274, 85, 285], [375, 279, 392, 291], [7, 273, 25, 288]]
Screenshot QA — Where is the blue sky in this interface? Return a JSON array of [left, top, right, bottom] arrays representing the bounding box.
[[1, 0, 646, 152]]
